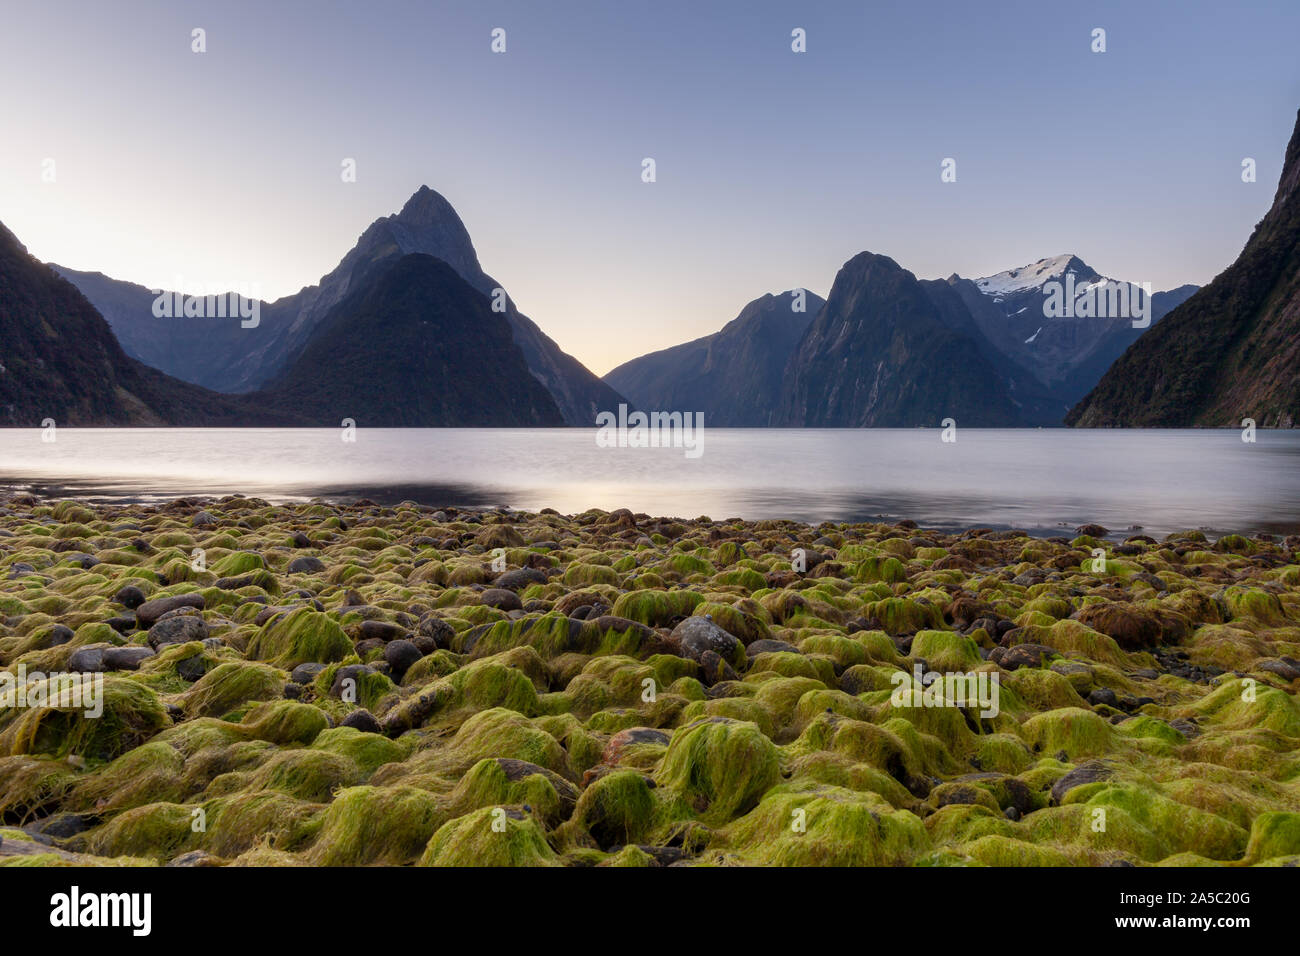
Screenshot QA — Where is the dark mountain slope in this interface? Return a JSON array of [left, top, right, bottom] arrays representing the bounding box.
[[1069, 109, 1300, 428], [0, 223, 290, 426], [775, 252, 1024, 427], [256, 254, 564, 427], [603, 290, 824, 425], [55, 186, 625, 423]]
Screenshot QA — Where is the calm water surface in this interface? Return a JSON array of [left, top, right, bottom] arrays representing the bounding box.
[[1, 428, 1297, 539]]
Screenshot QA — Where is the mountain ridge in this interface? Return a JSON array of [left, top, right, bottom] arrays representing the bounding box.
[[1068, 108, 1300, 428]]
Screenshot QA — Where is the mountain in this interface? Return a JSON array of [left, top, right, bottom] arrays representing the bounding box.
[[949, 254, 1197, 407], [0, 223, 289, 426], [54, 186, 625, 424], [257, 254, 564, 426], [775, 252, 1024, 426], [1069, 109, 1300, 428], [916, 277, 1071, 425], [602, 290, 824, 425]]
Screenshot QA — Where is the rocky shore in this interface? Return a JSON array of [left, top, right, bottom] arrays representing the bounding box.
[[1, 493, 1298, 867]]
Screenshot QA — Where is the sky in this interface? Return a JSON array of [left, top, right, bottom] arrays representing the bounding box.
[[1, 0, 1298, 376]]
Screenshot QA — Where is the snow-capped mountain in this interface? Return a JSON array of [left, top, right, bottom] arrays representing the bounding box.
[[948, 255, 1197, 406]]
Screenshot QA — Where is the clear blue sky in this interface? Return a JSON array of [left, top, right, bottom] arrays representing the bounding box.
[[2, 0, 1297, 374]]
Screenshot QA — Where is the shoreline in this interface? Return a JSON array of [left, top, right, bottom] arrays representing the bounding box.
[[1, 493, 1298, 867]]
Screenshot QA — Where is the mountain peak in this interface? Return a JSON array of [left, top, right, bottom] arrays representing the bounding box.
[[975, 254, 1099, 296], [395, 184, 460, 224]]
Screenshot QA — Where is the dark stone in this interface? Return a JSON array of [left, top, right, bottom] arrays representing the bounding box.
[[492, 568, 548, 591], [287, 556, 326, 574], [135, 593, 204, 627], [106, 615, 136, 634], [147, 614, 209, 649], [340, 709, 382, 734], [175, 653, 209, 682], [1088, 687, 1120, 708], [480, 588, 523, 611], [44, 624, 75, 647], [384, 639, 422, 680], [66, 645, 107, 672], [999, 643, 1056, 670], [26, 813, 98, 840], [698, 649, 739, 685], [418, 616, 455, 648], [358, 620, 407, 643], [102, 646, 155, 671], [290, 662, 326, 685], [113, 585, 146, 609], [671, 616, 741, 663], [1050, 760, 1113, 804]]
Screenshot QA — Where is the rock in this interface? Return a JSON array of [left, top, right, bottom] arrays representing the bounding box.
[[25, 813, 98, 840], [102, 646, 155, 670], [492, 568, 548, 591], [601, 728, 671, 765], [418, 616, 454, 648], [166, 850, 224, 867], [480, 588, 523, 611], [287, 556, 326, 574], [746, 638, 802, 657], [384, 639, 422, 680], [999, 643, 1056, 670], [1257, 658, 1300, 681], [113, 585, 146, 609], [698, 649, 739, 685], [192, 510, 218, 528], [290, 662, 326, 685], [175, 654, 209, 682], [671, 616, 741, 664], [44, 624, 75, 647], [330, 664, 373, 699], [358, 620, 407, 643], [1071, 604, 1163, 650], [135, 593, 205, 627], [1050, 760, 1113, 804], [1087, 687, 1120, 708], [66, 645, 108, 672], [340, 709, 383, 734], [147, 615, 209, 649]]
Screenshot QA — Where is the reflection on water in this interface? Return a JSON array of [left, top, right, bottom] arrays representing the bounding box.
[[1, 427, 1298, 538]]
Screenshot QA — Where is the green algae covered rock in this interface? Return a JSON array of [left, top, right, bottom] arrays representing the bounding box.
[[3, 498, 1298, 868], [656, 717, 780, 822], [723, 784, 929, 865], [246, 608, 352, 670], [419, 805, 560, 867], [0, 676, 167, 761]]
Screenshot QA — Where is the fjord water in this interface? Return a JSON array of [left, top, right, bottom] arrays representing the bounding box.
[[1, 428, 1297, 538]]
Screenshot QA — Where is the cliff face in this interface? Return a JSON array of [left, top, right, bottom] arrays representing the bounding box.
[[776, 252, 1023, 426], [257, 254, 565, 427], [603, 290, 824, 425], [1069, 109, 1300, 428], [0, 223, 287, 426]]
